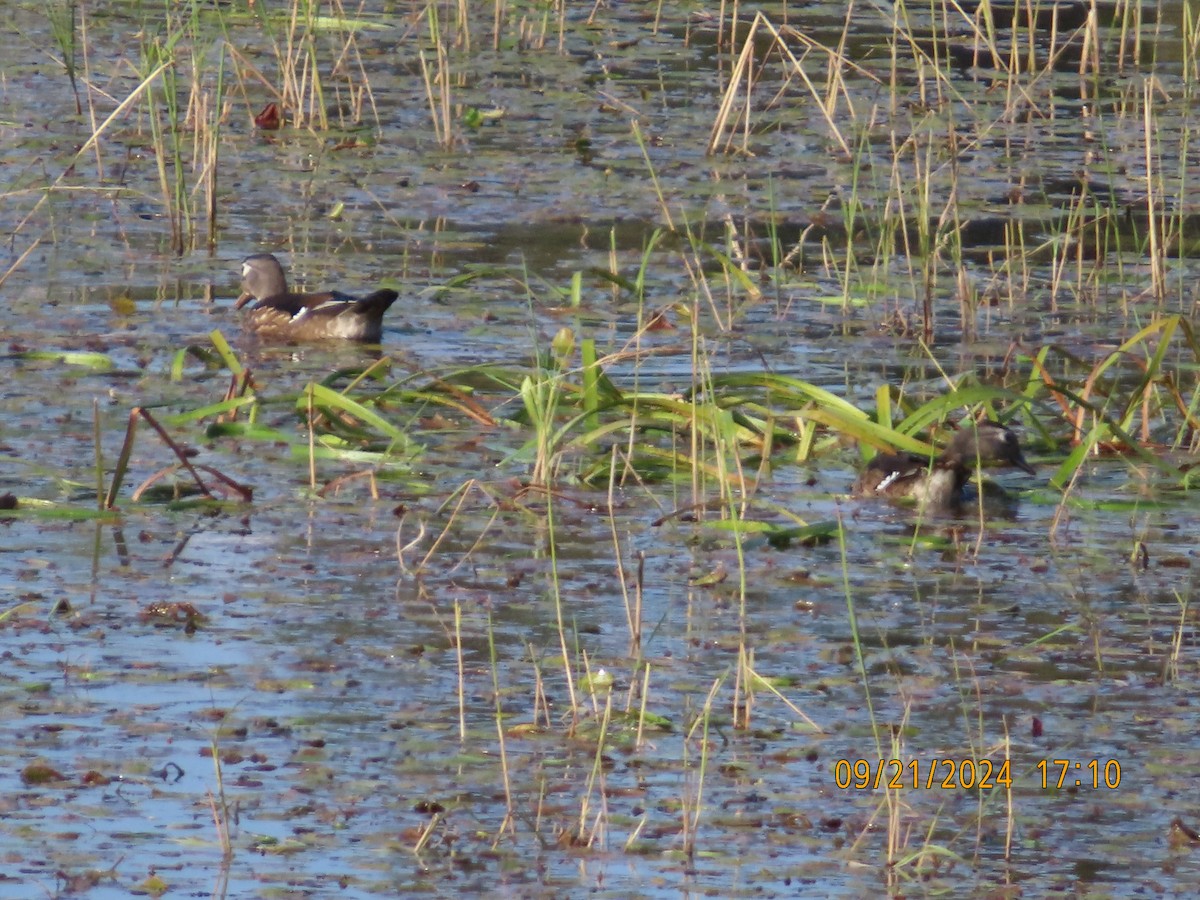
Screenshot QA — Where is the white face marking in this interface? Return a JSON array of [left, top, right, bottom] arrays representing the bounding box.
[[242, 262, 252, 277]]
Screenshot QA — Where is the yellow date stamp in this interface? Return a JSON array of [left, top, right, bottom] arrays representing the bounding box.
[[1036, 758, 1122, 789], [833, 757, 1124, 790], [834, 758, 1011, 790]]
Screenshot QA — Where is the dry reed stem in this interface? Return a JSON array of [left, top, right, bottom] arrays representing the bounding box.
[[418, 48, 449, 148], [1142, 78, 1165, 304], [680, 676, 721, 859], [208, 745, 233, 860], [225, 44, 286, 107], [486, 611, 517, 840], [454, 600, 466, 742], [743, 663, 824, 733], [424, 480, 503, 574], [3, 60, 170, 284], [604, 446, 639, 652], [393, 512, 427, 578]]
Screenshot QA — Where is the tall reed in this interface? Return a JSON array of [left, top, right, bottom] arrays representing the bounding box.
[[47, 0, 81, 114]]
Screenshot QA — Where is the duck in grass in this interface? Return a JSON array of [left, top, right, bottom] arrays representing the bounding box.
[[235, 253, 399, 342], [854, 421, 1036, 510]]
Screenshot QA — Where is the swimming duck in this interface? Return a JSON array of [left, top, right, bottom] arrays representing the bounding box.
[[854, 421, 1035, 509], [235, 253, 398, 342]]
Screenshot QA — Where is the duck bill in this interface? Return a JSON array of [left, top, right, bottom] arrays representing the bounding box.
[[1014, 453, 1036, 475], [235, 291, 255, 310]]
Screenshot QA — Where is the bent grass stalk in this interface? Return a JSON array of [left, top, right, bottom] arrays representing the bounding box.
[[708, 12, 857, 158], [0, 60, 170, 287], [106, 407, 253, 508]]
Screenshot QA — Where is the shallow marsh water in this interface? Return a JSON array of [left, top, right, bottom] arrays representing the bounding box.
[[3, 1, 1200, 898]]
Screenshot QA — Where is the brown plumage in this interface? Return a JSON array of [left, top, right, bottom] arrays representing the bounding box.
[[854, 421, 1036, 509], [235, 253, 398, 342]]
